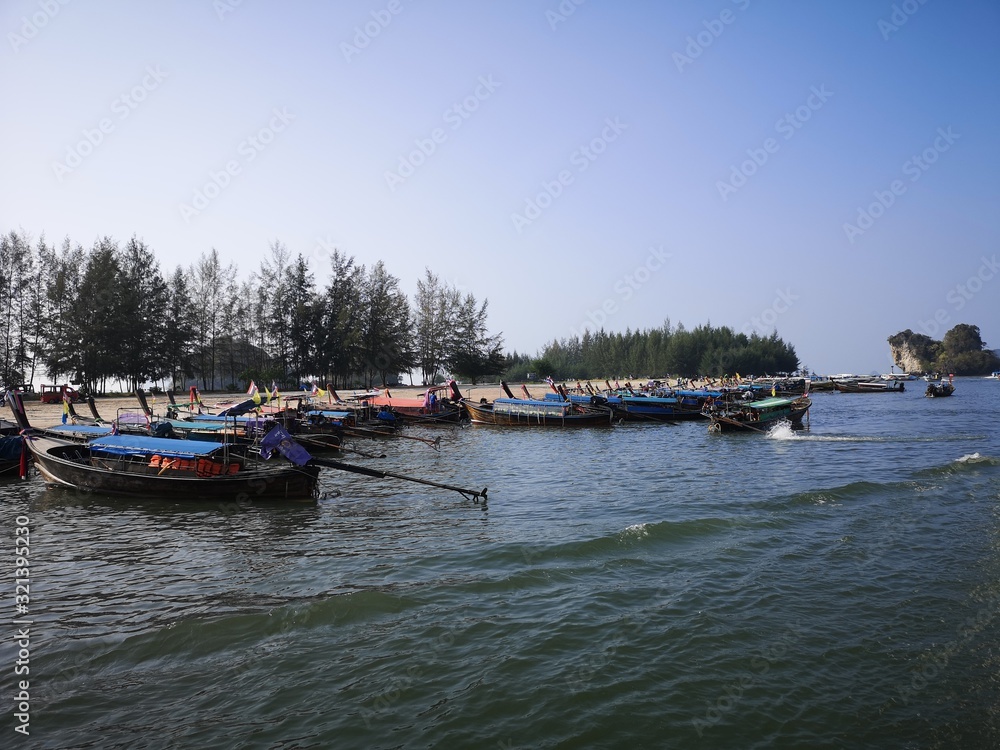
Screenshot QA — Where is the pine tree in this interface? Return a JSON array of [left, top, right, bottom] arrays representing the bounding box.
[[359, 261, 414, 387]]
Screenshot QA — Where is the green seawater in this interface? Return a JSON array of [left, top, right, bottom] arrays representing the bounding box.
[[2, 379, 999, 748]]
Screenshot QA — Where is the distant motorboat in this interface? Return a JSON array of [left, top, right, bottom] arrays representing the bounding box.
[[925, 380, 955, 398]]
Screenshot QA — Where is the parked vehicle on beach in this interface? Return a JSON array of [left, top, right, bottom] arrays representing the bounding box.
[[39, 384, 84, 404]]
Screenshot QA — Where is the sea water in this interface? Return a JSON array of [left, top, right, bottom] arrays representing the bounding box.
[[1, 378, 998, 748]]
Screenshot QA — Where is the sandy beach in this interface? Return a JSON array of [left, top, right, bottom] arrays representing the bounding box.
[[8, 377, 725, 427], [11, 384, 503, 425]]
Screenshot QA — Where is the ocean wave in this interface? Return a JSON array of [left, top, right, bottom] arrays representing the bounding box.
[[913, 453, 1000, 477]]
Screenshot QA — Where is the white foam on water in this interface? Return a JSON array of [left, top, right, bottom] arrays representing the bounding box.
[[765, 421, 798, 440], [954, 452, 984, 463], [621, 523, 649, 539]]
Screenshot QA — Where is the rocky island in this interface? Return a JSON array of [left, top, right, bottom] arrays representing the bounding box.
[[889, 324, 1000, 375]]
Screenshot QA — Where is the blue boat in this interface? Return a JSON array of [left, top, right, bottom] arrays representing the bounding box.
[[550, 391, 702, 422]]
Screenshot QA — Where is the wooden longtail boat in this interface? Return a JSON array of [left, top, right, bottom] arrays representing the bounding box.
[[558, 391, 696, 422], [463, 396, 612, 426], [359, 381, 466, 425], [833, 380, 905, 393], [22, 433, 320, 500], [705, 395, 812, 433], [7, 389, 318, 497]]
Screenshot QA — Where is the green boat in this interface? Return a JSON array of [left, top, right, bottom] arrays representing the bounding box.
[[705, 395, 812, 433]]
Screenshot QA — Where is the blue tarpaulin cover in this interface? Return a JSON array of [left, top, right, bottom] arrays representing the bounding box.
[[166, 419, 231, 432], [187, 414, 258, 424], [260, 425, 312, 466], [88, 435, 224, 458], [49, 424, 113, 435]]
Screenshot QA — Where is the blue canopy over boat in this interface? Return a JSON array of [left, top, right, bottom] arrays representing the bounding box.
[[496, 397, 566, 407], [165, 419, 233, 432], [186, 414, 259, 425], [621, 395, 680, 405], [215, 398, 259, 417], [747, 397, 795, 410], [88, 435, 225, 458], [48, 424, 114, 436], [306, 410, 352, 419], [675, 389, 724, 398]]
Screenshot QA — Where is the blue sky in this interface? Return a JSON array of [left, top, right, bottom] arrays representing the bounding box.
[[2, 0, 997, 375]]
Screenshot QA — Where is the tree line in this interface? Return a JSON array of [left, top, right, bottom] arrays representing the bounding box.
[[0, 231, 503, 393], [0, 230, 804, 394], [502, 322, 800, 382]]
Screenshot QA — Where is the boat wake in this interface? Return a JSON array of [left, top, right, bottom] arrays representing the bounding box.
[[764, 422, 887, 442], [765, 421, 986, 444]]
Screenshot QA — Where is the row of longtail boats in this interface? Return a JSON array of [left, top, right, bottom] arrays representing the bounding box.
[[0, 372, 955, 499]]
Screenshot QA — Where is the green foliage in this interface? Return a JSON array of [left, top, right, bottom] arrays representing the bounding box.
[[0, 231, 37, 387], [13, 229, 815, 390], [941, 323, 985, 355], [500, 351, 533, 381], [413, 269, 505, 385], [445, 293, 504, 384], [358, 261, 416, 388], [518, 324, 799, 380]]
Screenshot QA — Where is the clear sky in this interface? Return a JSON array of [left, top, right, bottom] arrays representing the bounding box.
[[2, 0, 998, 375]]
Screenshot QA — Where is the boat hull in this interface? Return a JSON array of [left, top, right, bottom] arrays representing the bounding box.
[[463, 399, 612, 426], [613, 397, 704, 422], [925, 384, 955, 397], [26, 436, 319, 501], [833, 381, 906, 393]]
